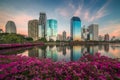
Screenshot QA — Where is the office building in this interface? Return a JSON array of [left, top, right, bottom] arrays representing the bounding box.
[[57, 34, 63, 41], [71, 16, 81, 41], [104, 34, 109, 41], [39, 12, 47, 38], [5, 21, 16, 33], [62, 31, 66, 41], [28, 19, 39, 41], [46, 19, 57, 41], [82, 25, 89, 41], [88, 24, 99, 41], [98, 35, 104, 41]]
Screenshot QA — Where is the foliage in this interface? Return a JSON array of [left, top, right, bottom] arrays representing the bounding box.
[[0, 53, 120, 80], [0, 33, 33, 44], [38, 37, 47, 42]]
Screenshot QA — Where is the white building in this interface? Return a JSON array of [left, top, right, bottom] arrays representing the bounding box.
[[28, 19, 39, 41], [5, 21, 16, 33], [88, 24, 99, 41]]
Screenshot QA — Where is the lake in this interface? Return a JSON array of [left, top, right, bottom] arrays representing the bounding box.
[[0, 44, 120, 62]]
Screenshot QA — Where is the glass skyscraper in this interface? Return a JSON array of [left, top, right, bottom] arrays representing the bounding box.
[[47, 19, 57, 41], [71, 17, 81, 41], [39, 12, 47, 38]]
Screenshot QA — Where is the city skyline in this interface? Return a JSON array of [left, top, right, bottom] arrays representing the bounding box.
[[0, 0, 120, 38]]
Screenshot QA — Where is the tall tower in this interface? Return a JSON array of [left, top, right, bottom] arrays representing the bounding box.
[[39, 12, 47, 38], [71, 16, 81, 41], [62, 31, 66, 41], [88, 24, 99, 41], [5, 21, 16, 33], [47, 19, 57, 41], [28, 19, 39, 41]]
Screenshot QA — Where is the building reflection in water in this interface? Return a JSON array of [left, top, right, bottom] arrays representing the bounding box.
[[28, 45, 111, 61], [46, 45, 58, 61], [81, 45, 98, 55], [70, 46, 82, 61], [104, 44, 109, 52], [28, 47, 39, 57], [62, 46, 66, 56]]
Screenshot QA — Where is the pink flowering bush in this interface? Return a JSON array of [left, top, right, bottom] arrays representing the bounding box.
[[0, 53, 120, 80]]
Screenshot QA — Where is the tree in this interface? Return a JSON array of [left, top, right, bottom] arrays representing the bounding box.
[[38, 37, 47, 42]]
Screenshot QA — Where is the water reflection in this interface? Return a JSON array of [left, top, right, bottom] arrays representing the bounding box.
[[27, 45, 110, 61], [1, 44, 120, 61]]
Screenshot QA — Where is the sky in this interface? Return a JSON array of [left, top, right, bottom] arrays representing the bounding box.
[[0, 0, 120, 38]]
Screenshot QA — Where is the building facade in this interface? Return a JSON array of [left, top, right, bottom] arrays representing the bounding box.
[[62, 31, 66, 41], [5, 21, 16, 33], [57, 34, 63, 41], [39, 12, 47, 38], [71, 16, 81, 41], [81, 25, 89, 41], [28, 19, 39, 41], [46, 19, 57, 41], [88, 24, 99, 41], [104, 34, 109, 41]]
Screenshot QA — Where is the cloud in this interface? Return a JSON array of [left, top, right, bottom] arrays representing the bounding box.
[[73, 0, 110, 22], [68, 3, 75, 9], [0, 11, 34, 35], [12, 13, 34, 35], [55, 8, 70, 17], [74, 5, 82, 16], [99, 22, 120, 38], [73, 0, 84, 16]]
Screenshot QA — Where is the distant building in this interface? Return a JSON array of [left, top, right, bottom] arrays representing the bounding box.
[[66, 36, 71, 41], [46, 19, 57, 41], [104, 34, 109, 41], [71, 16, 82, 41], [57, 34, 63, 41], [0, 29, 3, 33], [62, 31, 66, 41], [81, 25, 89, 41], [88, 24, 99, 41], [98, 35, 104, 41], [28, 19, 39, 41], [39, 12, 47, 38], [111, 36, 116, 41], [5, 21, 16, 33]]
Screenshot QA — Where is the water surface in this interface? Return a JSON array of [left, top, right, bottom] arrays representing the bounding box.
[[0, 44, 120, 61]]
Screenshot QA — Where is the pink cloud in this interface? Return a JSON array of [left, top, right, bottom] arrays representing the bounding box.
[[74, 5, 82, 16], [12, 13, 34, 35], [0, 12, 34, 35], [100, 23, 120, 38], [56, 8, 69, 17]]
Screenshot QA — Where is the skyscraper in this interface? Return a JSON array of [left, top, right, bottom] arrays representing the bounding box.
[[28, 19, 39, 41], [104, 34, 109, 41], [62, 31, 66, 41], [81, 25, 89, 41], [71, 16, 81, 41], [88, 24, 99, 41], [39, 12, 47, 38], [47, 19, 57, 41], [5, 21, 16, 33]]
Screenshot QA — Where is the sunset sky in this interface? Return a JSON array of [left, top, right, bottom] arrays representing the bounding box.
[[0, 0, 120, 38]]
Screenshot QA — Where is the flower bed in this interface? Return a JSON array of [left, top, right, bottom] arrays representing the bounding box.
[[0, 53, 120, 80]]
